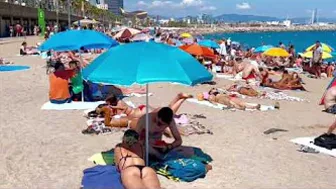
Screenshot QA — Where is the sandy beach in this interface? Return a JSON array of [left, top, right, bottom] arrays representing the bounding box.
[[0, 36, 335, 189]]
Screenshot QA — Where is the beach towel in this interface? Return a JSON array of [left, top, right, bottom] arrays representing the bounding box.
[[88, 150, 115, 165], [41, 101, 105, 110], [290, 137, 336, 157], [81, 165, 124, 189], [174, 114, 213, 136], [125, 93, 153, 97], [216, 73, 244, 81], [186, 98, 275, 111]]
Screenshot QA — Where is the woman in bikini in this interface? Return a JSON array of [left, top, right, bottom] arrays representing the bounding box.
[[115, 129, 161, 189], [97, 93, 193, 128], [197, 88, 262, 110]]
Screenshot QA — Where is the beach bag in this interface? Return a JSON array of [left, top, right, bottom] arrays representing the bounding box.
[[314, 133, 336, 150], [162, 158, 206, 182], [81, 165, 123, 189], [71, 73, 84, 94]]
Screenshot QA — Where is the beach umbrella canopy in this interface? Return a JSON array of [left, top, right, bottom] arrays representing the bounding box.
[[306, 43, 334, 53], [180, 44, 216, 58], [82, 42, 213, 165], [180, 32, 192, 38], [198, 40, 220, 49], [73, 18, 100, 26], [114, 28, 141, 39], [39, 30, 118, 51], [300, 51, 333, 59], [83, 41, 213, 85], [254, 45, 273, 53], [263, 47, 290, 57]]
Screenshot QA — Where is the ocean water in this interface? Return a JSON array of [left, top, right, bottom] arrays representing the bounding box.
[[204, 30, 336, 54]]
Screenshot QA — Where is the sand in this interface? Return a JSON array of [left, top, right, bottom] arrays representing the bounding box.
[[0, 36, 335, 189]]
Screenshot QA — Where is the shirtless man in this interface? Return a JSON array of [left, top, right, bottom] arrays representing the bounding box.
[[324, 86, 336, 114], [135, 107, 182, 160]]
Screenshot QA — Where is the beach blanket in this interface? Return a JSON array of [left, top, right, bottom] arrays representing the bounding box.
[[81, 165, 124, 189], [285, 67, 303, 74], [41, 101, 105, 110], [290, 137, 336, 157], [186, 98, 275, 111], [125, 93, 153, 97], [216, 73, 244, 81]]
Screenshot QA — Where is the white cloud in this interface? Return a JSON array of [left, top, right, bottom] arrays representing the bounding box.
[[137, 0, 174, 8], [236, 2, 251, 10], [181, 0, 203, 6], [200, 6, 217, 11]]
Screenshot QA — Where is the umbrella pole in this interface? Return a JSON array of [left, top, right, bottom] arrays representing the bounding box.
[[79, 51, 84, 102], [145, 83, 149, 165]]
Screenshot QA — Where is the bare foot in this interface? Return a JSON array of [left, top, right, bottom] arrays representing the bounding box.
[[206, 164, 213, 172], [178, 93, 193, 99], [256, 104, 261, 110]]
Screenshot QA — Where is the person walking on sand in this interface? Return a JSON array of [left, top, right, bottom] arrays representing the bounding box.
[[311, 41, 323, 78]]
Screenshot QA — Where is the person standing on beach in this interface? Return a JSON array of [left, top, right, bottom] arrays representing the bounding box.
[[312, 41, 323, 78]]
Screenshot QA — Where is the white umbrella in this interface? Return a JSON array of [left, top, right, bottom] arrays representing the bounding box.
[[73, 18, 100, 26], [114, 28, 141, 39]]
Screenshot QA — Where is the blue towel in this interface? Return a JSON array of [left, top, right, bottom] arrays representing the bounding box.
[[81, 165, 124, 189]]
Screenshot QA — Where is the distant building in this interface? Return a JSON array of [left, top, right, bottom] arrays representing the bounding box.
[[283, 19, 292, 27], [311, 8, 318, 24], [105, 0, 123, 15]]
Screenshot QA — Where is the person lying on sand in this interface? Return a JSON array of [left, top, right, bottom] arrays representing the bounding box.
[[114, 129, 161, 189], [0, 57, 13, 65], [223, 83, 261, 97], [261, 70, 305, 90], [20, 42, 39, 55], [197, 88, 279, 110], [97, 93, 192, 129], [324, 86, 336, 114]]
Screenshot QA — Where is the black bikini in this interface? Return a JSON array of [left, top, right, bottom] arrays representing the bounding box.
[[118, 145, 146, 178]]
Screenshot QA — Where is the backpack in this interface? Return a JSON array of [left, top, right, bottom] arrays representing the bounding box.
[[163, 158, 206, 182], [314, 133, 336, 150]]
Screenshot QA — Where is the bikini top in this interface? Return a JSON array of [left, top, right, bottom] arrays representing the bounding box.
[[118, 145, 144, 171]]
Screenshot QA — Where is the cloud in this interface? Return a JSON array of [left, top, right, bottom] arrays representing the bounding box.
[[180, 0, 203, 6], [200, 6, 217, 11], [137, 0, 174, 8], [236, 2, 251, 10]]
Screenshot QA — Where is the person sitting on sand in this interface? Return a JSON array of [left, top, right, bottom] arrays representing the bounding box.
[[135, 107, 183, 160], [97, 93, 192, 129], [20, 42, 38, 55], [324, 86, 336, 114], [326, 63, 334, 78], [197, 88, 273, 111], [115, 129, 161, 189], [49, 62, 75, 104]]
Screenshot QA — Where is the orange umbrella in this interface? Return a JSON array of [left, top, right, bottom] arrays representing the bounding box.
[[180, 44, 215, 58]]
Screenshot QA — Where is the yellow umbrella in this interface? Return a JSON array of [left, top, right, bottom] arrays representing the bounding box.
[[306, 43, 334, 53], [300, 51, 333, 59], [263, 48, 290, 57], [180, 33, 192, 38]]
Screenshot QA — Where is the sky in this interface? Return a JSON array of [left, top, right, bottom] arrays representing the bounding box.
[[124, 0, 336, 18]]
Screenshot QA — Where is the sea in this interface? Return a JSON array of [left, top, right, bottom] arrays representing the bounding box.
[[204, 30, 336, 56]]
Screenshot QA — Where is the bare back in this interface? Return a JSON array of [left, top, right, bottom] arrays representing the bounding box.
[[325, 86, 336, 109], [114, 143, 145, 171]]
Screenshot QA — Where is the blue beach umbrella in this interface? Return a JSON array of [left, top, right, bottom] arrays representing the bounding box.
[[198, 39, 220, 49], [83, 41, 213, 164], [39, 30, 118, 52], [254, 45, 273, 53]]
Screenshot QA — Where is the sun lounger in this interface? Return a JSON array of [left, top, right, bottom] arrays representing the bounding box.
[[41, 101, 105, 110], [290, 137, 336, 157]]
